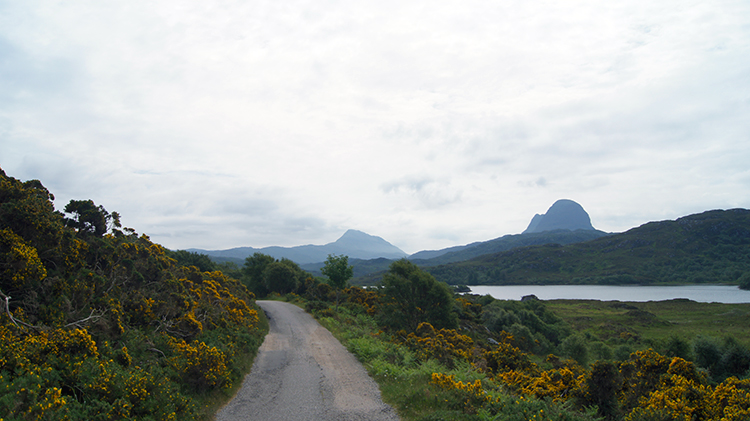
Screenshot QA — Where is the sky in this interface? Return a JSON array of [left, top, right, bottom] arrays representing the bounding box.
[[1, 0, 749, 255]]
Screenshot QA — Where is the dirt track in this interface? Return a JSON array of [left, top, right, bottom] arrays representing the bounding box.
[[215, 300, 399, 421]]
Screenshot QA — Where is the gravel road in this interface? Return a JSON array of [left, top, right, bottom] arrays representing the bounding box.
[[215, 300, 400, 421]]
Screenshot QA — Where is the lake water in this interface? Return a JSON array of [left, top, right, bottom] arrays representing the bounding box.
[[467, 285, 750, 303]]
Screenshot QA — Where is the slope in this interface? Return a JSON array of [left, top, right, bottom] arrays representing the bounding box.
[[191, 229, 407, 265], [426, 209, 750, 285], [347, 230, 610, 284]]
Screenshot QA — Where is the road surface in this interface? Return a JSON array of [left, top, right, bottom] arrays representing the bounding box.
[[215, 300, 399, 421]]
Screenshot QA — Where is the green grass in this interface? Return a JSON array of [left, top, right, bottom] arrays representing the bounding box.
[[545, 299, 750, 349]]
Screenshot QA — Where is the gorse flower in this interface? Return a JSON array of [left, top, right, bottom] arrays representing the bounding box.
[[0, 169, 265, 420]]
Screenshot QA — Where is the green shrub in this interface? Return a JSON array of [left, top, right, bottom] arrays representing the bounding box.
[[737, 272, 750, 290], [560, 334, 589, 366]]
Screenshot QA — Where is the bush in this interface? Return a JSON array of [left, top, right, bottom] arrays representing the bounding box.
[[577, 360, 622, 420], [560, 334, 589, 366], [379, 259, 458, 332], [738, 272, 750, 290], [693, 336, 723, 379], [0, 170, 267, 419], [663, 335, 692, 360]]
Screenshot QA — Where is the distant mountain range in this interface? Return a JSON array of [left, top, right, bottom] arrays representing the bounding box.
[[187, 200, 750, 287], [425, 208, 750, 286], [310, 229, 610, 281], [188, 229, 408, 265], [191, 199, 610, 276]]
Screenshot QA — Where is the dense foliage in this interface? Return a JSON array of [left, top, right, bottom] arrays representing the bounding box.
[[240, 252, 312, 298], [427, 209, 750, 286], [379, 259, 458, 331], [271, 258, 750, 421], [0, 169, 266, 420]]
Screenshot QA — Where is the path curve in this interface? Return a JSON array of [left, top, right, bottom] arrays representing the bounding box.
[[215, 300, 399, 421]]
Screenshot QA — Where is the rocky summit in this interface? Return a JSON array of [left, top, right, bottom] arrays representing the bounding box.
[[523, 199, 595, 234]]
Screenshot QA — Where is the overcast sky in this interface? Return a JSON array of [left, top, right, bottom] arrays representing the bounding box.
[[1, 1, 749, 254]]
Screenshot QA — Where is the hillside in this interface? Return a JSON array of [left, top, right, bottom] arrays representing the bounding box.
[[0, 169, 266, 419], [191, 229, 407, 264], [410, 199, 599, 261], [343, 229, 610, 282], [426, 208, 750, 285], [412, 229, 609, 266]]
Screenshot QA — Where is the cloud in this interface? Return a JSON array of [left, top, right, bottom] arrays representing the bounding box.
[[1, 0, 749, 255], [381, 176, 462, 209]]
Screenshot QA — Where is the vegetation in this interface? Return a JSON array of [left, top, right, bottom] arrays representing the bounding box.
[[0, 169, 266, 420], [240, 252, 312, 297], [322, 253, 353, 308], [332, 230, 610, 283], [380, 259, 458, 332], [270, 256, 750, 421], [5, 165, 749, 419], [426, 209, 750, 286], [322, 254, 354, 289], [739, 273, 750, 290], [411, 229, 611, 266]]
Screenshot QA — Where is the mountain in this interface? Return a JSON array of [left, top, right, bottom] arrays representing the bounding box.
[[411, 199, 596, 261], [523, 199, 595, 234], [425, 208, 750, 286], [189, 229, 408, 265], [409, 199, 601, 262], [411, 229, 609, 266], [347, 230, 610, 284]]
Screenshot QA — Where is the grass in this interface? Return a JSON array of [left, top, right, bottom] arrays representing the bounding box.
[[545, 299, 750, 349]]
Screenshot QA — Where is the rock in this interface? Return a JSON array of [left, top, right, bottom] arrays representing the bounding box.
[[523, 199, 595, 234]]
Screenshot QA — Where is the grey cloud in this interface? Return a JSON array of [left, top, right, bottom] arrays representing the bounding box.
[[381, 176, 462, 209], [380, 176, 435, 195]]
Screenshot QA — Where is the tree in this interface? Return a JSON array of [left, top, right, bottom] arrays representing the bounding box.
[[242, 253, 276, 297], [321, 254, 353, 308], [263, 261, 297, 294], [578, 360, 622, 420], [241, 254, 308, 297], [321, 254, 353, 290], [380, 259, 457, 332], [63, 199, 114, 237]]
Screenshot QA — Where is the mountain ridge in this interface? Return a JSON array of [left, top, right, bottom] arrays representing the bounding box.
[[424, 208, 750, 286], [188, 229, 408, 265]]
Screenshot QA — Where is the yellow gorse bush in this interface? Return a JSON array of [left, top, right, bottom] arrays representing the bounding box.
[[520, 367, 584, 402], [432, 372, 491, 402], [169, 338, 231, 390], [0, 170, 265, 419], [399, 322, 475, 367], [0, 228, 46, 289], [708, 377, 750, 421]]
